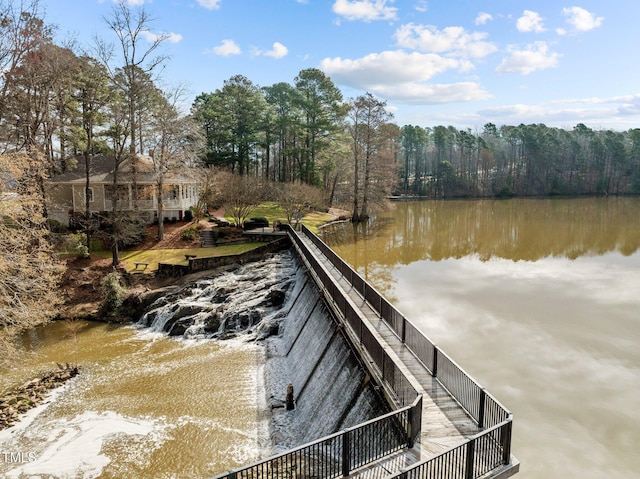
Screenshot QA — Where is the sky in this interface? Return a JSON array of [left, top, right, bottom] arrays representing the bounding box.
[[43, 0, 640, 131]]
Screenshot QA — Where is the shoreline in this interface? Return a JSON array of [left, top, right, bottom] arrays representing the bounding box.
[[0, 366, 79, 431]]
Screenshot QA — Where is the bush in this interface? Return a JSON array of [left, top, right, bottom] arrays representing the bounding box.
[[182, 223, 203, 241], [184, 209, 194, 222], [60, 233, 89, 258], [182, 227, 198, 241], [99, 272, 126, 316]]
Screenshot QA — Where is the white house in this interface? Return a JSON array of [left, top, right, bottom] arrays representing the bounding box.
[[47, 154, 199, 227]]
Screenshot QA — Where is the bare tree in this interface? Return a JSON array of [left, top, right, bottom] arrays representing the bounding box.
[[348, 93, 397, 221], [148, 86, 204, 239], [214, 171, 265, 227], [277, 181, 324, 227], [0, 151, 64, 367], [96, 0, 169, 156]]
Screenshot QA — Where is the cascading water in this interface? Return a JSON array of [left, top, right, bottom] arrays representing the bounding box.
[[138, 248, 389, 451], [140, 251, 299, 340], [264, 270, 389, 451], [0, 249, 390, 478]]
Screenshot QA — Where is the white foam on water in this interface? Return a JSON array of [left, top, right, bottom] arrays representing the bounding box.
[[2, 410, 164, 479]]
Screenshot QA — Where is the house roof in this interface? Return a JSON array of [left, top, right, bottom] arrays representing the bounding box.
[[50, 154, 196, 185]]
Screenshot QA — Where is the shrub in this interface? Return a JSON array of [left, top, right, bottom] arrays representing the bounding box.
[[61, 233, 89, 258], [184, 209, 194, 222], [182, 227, 198, 241], [99, 272, 126, 316]]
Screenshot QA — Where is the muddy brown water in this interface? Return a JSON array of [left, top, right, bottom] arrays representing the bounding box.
[[321, 197, 640, 479]]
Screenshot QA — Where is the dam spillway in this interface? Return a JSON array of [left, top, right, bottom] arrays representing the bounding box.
[[141, 250, 391, 454], [265, 272, 389, 450], [142, 225, 516, 478], [213, 225, 517, 479]]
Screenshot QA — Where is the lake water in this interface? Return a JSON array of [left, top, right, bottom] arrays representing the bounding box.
[[320, 197, 640, 479]]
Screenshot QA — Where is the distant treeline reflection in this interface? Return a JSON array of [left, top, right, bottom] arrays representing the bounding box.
[[321, 198, 640, 263]]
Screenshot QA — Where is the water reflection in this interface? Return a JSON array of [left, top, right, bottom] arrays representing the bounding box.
[[321, 198, 640, 479], [322, 197, 640, 265]]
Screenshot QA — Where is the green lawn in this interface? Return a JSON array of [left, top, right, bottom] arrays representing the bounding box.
[[120, 242, 263, 273], [223, 201, 335, 233], [224, 202, 288, 224], [301, 211, 335, 233]]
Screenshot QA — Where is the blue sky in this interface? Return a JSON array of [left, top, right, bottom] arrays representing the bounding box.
[[44, 0, 640, 131]]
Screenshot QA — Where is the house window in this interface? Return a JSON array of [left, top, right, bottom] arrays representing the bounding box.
[[85, 187, 94, 203]]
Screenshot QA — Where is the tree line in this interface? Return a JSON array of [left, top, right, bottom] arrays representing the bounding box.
[[191, 71, 398, 221], [399, 122, 640, 198]]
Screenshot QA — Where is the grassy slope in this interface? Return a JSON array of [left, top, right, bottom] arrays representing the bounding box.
[[224, 202, 334, 233]]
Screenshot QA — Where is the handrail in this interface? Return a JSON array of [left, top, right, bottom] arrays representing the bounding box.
[[295, 224, 514, 478], [299, 224, 512, 428], [215, 225, 514, 479], [214, 403, 421, 479]]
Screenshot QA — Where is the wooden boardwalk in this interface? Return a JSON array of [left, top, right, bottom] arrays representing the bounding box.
[[295, 233, 483, 476]]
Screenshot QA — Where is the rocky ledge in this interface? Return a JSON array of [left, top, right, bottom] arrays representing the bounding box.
[[0, 364, 79, 431]]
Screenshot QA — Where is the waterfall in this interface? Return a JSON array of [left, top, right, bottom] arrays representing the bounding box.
[[137, 249, 389, 451], [139, 251, 298, 339], [265, 272, 388, 450]]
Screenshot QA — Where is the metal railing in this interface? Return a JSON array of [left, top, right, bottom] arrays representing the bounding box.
[[299, 225, 512, 429], [295, 224, 514, 478], [215, 405, 420, 479], [216, 225, 513, 479]]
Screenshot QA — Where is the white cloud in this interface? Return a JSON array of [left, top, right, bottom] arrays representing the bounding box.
[[477, 95, 640, 128], [261, 42, 289, 59], [475, 12, 493, 26], [558, 7, 603, 35], [375, 82, 492, 104], [116, 0, 146, 5], [321, 50, 464, 87], [496, 42, 560, 75], [320, 49, 489, 105], [516, 10, 545, 33], [414, 0, 428, 13], [332, 0, 398, 22], [205, 39, 241, 56], [395, 23, 497, 58], [140, 30, 182, 43], [197, 0, 222, 10]]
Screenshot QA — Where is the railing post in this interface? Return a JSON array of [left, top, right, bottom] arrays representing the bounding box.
[[478, 388, 486, 428], [502, 420, 513, 465], [465, 440, 475, 479], [342, 430, 350, 477], [432, 346, 438, 377], [407, 406, 414, 448], [401, 315, 406, 343]]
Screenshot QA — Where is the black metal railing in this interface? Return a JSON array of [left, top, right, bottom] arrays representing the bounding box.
[[298, 225, 512, 429], [218, 225, 514, 479], [390, 419, 513, 479], [215, 405, 420, 479], [294, 224, 514, 477]]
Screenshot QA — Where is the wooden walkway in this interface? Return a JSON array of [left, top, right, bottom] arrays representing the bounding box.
[[295, 233, 482, 476]]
